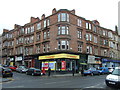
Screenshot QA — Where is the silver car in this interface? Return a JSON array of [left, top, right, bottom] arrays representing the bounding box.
[[16, 66, 28, 73]]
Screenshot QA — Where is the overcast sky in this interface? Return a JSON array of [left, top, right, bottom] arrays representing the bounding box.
[[0, 0, 119, 35]]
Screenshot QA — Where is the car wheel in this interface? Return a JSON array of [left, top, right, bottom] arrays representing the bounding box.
[[2, 76, 5, 78], [20, 70, 22, 73], [91, 73, 94, 76], [83, 74, 86, 76], [10, 74, 13, 77], [26, 72, 28, 75], [32, 73, 34, 76]]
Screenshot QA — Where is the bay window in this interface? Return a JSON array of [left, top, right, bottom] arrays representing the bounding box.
[[58, 26, 69, 35], [58, 13, 69, 22], [58, 40, 69, 50]]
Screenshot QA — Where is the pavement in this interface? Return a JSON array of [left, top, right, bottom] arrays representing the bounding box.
[[1, 73, 81, 83], [41, 73, 81, 77], [0, 77, 14, 83], [52, 73, 81, 77]]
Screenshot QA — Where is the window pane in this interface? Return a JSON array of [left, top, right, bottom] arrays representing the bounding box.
[[67, 14, 69, 22], [89, 23, 91, 30], [61, 13, 66, 21], [58, 41, 61, 49], [67, 41, 69, 50], [47, 19, 50, 26], [58, 26, 61, 35], [86, 23, 89, 29], [61, 26, 65, 34], [58, 13, 61, 22], [37, 23, 41, 30], [44, 20, 46, 28], [61, 41, 66, 49], [66, 26, 69, 35]]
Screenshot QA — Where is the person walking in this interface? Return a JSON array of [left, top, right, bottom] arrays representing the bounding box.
[[42, 67, 46, 75], [48, 67, 51, 76], [72, 67, 75, 76], [81, 68, 84, 76]]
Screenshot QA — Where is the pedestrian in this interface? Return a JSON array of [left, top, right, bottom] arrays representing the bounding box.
[[48, 67, 51, 76], [42, 67, 46, 75], [72, 67, 75, 76], [81, 68, 84, 76]]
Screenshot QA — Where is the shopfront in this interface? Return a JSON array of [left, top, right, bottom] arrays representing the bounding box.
[[39, 53, 80, 72], [15, 56, 23, 66], [102, 59, 120, 67], [9, 57, 14, 66], [24, 56, 35, 68], [87, 55, 102, 68]]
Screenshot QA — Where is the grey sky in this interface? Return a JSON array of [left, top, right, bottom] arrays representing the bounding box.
[[0, 0, 119, 35]]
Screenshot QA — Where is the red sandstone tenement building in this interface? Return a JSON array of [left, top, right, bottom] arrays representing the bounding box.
[[1, 8, 120, 72]]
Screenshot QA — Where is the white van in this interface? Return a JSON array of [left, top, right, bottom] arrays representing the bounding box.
[[105, 67, 120, 88]]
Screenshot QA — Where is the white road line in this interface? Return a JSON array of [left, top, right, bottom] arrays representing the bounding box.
[[85, 83, 104, 88], [9, 86, 25, 88], [45, 81, 71, 85]]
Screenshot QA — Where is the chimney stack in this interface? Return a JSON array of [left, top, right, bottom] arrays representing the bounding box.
[[30, 17, 39, 23], [92, 20, 100, 26], [52, 8, 56, 14], [71, 9, 75, 14], [41, 14, 45, 20], [14, 24, 21, 29], [3, 29, 9, 33]]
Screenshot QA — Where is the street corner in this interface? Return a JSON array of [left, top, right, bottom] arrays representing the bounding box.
[[2, 77, 14, 83]]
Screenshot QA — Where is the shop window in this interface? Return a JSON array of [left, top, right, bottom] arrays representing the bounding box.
[[57, 61, 61, 70], [66, 60, 71, 70]]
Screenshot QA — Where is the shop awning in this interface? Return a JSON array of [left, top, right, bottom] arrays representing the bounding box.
[[80, 63, 87, 65], [39, 53, 80, 60]]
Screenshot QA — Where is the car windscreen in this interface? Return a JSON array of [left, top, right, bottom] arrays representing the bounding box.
[[112, 69, 120, 76], [89, 68, 96, 70]]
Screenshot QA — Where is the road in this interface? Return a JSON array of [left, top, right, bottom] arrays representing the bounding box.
[[1, 72, 118, 90]]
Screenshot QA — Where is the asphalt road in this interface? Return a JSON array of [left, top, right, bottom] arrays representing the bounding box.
[[1, 72, 118, 90]]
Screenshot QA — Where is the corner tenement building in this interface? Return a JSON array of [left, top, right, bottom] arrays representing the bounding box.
[[1, 8, 120, 72]]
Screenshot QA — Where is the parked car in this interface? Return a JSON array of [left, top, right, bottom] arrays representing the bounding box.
[[1, 67, 13, 78], [9, 65, 17, 71], [108, 67, 115, 74], [105, 67, 120, 88], [83, 67, 100, 76], [26, 68, 41, 76], [16, 66, 28, 73], [98, 67, 109, 74], [2, 65, 9, 67]]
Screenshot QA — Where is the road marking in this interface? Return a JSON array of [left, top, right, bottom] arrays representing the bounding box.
[[45, 81, 71, 85], [85, 83, 104, 88], [9, 86, 24, 88]]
